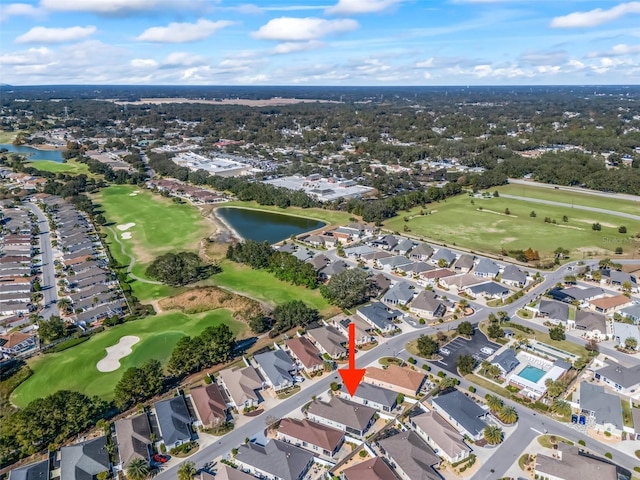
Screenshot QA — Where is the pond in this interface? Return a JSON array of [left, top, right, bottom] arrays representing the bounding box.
[[216, 207, 326, 244], [0, 144, 64, 162]]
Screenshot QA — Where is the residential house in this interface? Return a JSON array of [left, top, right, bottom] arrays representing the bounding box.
[[306, 396, 376, 437], [0, 332, 36, 356], [578, 383, 624, 435], [234, 440, 314, 480], [538, 299, 570, 326], [561, 287, 606, 305], [336, 382, 398, 412], [356, 302, 402, 333], [465, 282, 510, 300], [453, 254, 474, 273], [393, 238, 415, 255], [377, 430, 441, 480], [8, 459, 49, 480], [334, 315, 374, 346], [417, 268, 455, 287], [574, 311, 608, 339], [601, 269, 638, 292], [381, 281, 414, 306], [114, 414, 152, 467], [201, 465, 255, 480], [308, 254, 330, 271], [410, 243, 434, 261], [431, 248, 456, 267], [344, 245, 377, 258], [306, 326, 347, 359], [440, 274, 484, 292], [501, 265, 528, 288], [535, 443, 617, 480], [594, 363, 640, 396], [620, 304, 640, 324], [430, 389, 489, 440], [253, 349, 297, 392], [369, 273, 391, 296], [409, 290, 446, 319], [190, 384, 230, 428], [474, 258, 500, 278], [612, 322, 640, 351], [589, 295, 632, 314], [370, 235, 398, 251], [410, 410, 471, 464], [154, 395, 192, 449], [376, 255, 413, 273], [218, 365, 263, 409], [341, 457, 396, 480], [397, 261, 434, 278], [364, 364, 426, 397], [60, 436, 110, 480], [318, 261, 348, 281], [491, 349, 520, 376], [284, 337, 323, 374], [276, 418, 344, 460]]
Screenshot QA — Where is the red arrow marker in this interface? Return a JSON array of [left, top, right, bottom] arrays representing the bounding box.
[[338, 323, 365, 396]]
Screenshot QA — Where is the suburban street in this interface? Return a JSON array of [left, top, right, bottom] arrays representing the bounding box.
[[24, 202, 59, 320]]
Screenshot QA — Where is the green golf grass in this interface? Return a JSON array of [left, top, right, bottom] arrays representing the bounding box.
[[385, 194, 640, 260], [27, 159, 91, 176], [11, 310, 245, 406]]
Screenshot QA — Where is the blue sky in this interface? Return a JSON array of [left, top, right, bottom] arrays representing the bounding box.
[[1, 0, 639, 85]]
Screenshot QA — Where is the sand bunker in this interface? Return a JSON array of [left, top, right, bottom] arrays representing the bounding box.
[[116, 222, 136, 231], [121, 232, 132, 240], [129, 193, 138, 196], [96, 336, 140, 372]]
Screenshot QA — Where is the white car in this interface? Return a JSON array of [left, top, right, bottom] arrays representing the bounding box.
[[440, 348, 451, 356], [480, 347, 495, 355]]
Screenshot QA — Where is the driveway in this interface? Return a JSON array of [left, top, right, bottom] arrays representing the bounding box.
[[432, 328, 501, 375]]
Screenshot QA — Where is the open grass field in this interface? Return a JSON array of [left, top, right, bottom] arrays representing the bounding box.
[[11, 310, 245, 407], [0, 131, 19, 143], [97, 185, 214, 299], [385, 193, 640, 260], [221, 201, 354, 227], [27, 159, 91, 176], [493, 184, 640, 216], [209, 260, 339, 317]]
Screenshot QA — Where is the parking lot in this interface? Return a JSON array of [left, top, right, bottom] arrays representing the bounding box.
[[431, 328, 501, 375]]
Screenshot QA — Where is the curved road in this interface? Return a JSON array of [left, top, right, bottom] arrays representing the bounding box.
[[499, 193, 640, 221]]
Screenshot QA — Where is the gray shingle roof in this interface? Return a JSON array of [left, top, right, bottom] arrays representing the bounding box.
[[410, 291, 446, 317], [454, 254, 474, 271], [579, 383, 623, 429], [306, 326, 347, 357], [378, 430, 441, 480], [307, 396, 376, 432], [154, 396, 191, 447], [338, 382, 397, 409], [60, 436, 110, 480], [574, 310, 606, 332], [431, 390, 488, 437], [114, 414, 152, 466], [474, 258, 500, 276], [254, 349, 296, 388], [539, 299, 570, 321], [9, 459, 49, 480], [357, 302, 401, 330], [235, 440, 313, 480], [382, 281, 414, 304], [468, 282, 509, 297], [501, 264, 527, 284], [432, 248, 456, 264], [492, 349, 520, 374], [596, 363, 640, 389]]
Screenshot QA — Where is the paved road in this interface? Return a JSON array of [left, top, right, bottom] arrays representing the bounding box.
[[508, 179, 640, 203], [499, 193, 640, 221], [24, 202, 59, 320]]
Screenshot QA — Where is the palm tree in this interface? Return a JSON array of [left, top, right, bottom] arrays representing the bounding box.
[[499, 405, 518, 424], [480, 360, 491, 375], [177, 461, 196, 480], [57, 298, 72, 315], [126, 459, 149, 480], [485, 394, 503, 413], [551, 399, 571, 417], [487, 365, 501, 379], [483, 425, 503, 445]]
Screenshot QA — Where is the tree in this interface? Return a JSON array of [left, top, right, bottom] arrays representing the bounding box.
[[562, 215, 569, 223], [94, 214, 107, 225], [585, 339, 599, 354], [114, 359, 163, 410], [146, 252, 218, 286], [618, 226, 627, 234], [272, 301, 319, 334], [592, 222, 602, 231], [554, 247, 569, 259], [487, 323, 505, 339], [417, 334, 439, 357], [529, 210, 536, 218], [330, 382, 340, 391], [456, 321, 474, 337], [57, 298, 73, 315], [496, 311, 510, 323], [177, 462, 196, 480], [437, 258, 449, 268], [487, 365, 501, 379], [485, 394, 503, 413], [624, 337, 638, 350], [499, 405, 518, 424], [504, 208, 510, 215], [126, 459, 149, 480], [37, 316, 67, 343], [438, 376, 459, 389], [544, 378, 565, 400], [248, 315, 273, 334], [615, 247, 623, 255], [549, 326, 565, 341], [456, 354, 476, 375], [551, 399, 571, 417], [320, 268, 369, 309], [621, 281, 633, 293], [483, 425, 503, 445]]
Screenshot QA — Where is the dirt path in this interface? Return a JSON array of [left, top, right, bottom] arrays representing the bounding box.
[[107, 226, 163, 285]]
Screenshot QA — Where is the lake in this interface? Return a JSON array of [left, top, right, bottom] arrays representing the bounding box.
[[0, 144, 64, 162], [216, 207, 326, 244]]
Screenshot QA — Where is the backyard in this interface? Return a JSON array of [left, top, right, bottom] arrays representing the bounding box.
[[11, 310, 245, 406]]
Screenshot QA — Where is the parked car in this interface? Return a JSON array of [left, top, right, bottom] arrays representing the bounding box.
[[480, 347, 494, 355], [153, 454, 169, 463], [440, 348, 450, 356]]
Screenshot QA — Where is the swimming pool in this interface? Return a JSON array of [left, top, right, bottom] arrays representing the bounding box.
[[518, 365, 545, 383]]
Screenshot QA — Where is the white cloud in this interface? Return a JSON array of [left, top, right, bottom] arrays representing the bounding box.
[[519, 50, 568, 66], [162, 52, 208, 67], [253, 17, 358, 41], [131, 58, 158, 68], [273, 41, 323, 54], [326, 0, 404, 15], [587, 43, 640, 57], [15, 25, 97, 44], [136, 19, 233, 43], [550, 2, 640, 28], [0, 3, 45, 22], [39, 0, 200, 14]]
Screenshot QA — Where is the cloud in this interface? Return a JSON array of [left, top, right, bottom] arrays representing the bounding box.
[[15, 25, 97, 44], [39, 0, 205, 14], [550, 2, 640, 28], [587, 43, 640, 57], [326, 0, 404, 15], [131, 58, 158, 68], [0, 3, 45, 22], [273, 41, 323, 54], [253, 17, 358, 41], [519, 50, 568, 66], [136, 19, 233, 43]]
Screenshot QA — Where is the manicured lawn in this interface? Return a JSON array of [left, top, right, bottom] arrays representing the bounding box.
[[221, 201, 354, 227], [11, 310, 245, 406], [210, 260, 339, 317], [27, 159, 91, 176], [494, 184, 640, 216], [385, 193, 640, 260], [537, 435, 573, 448], [504, 322, 587, 357]]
